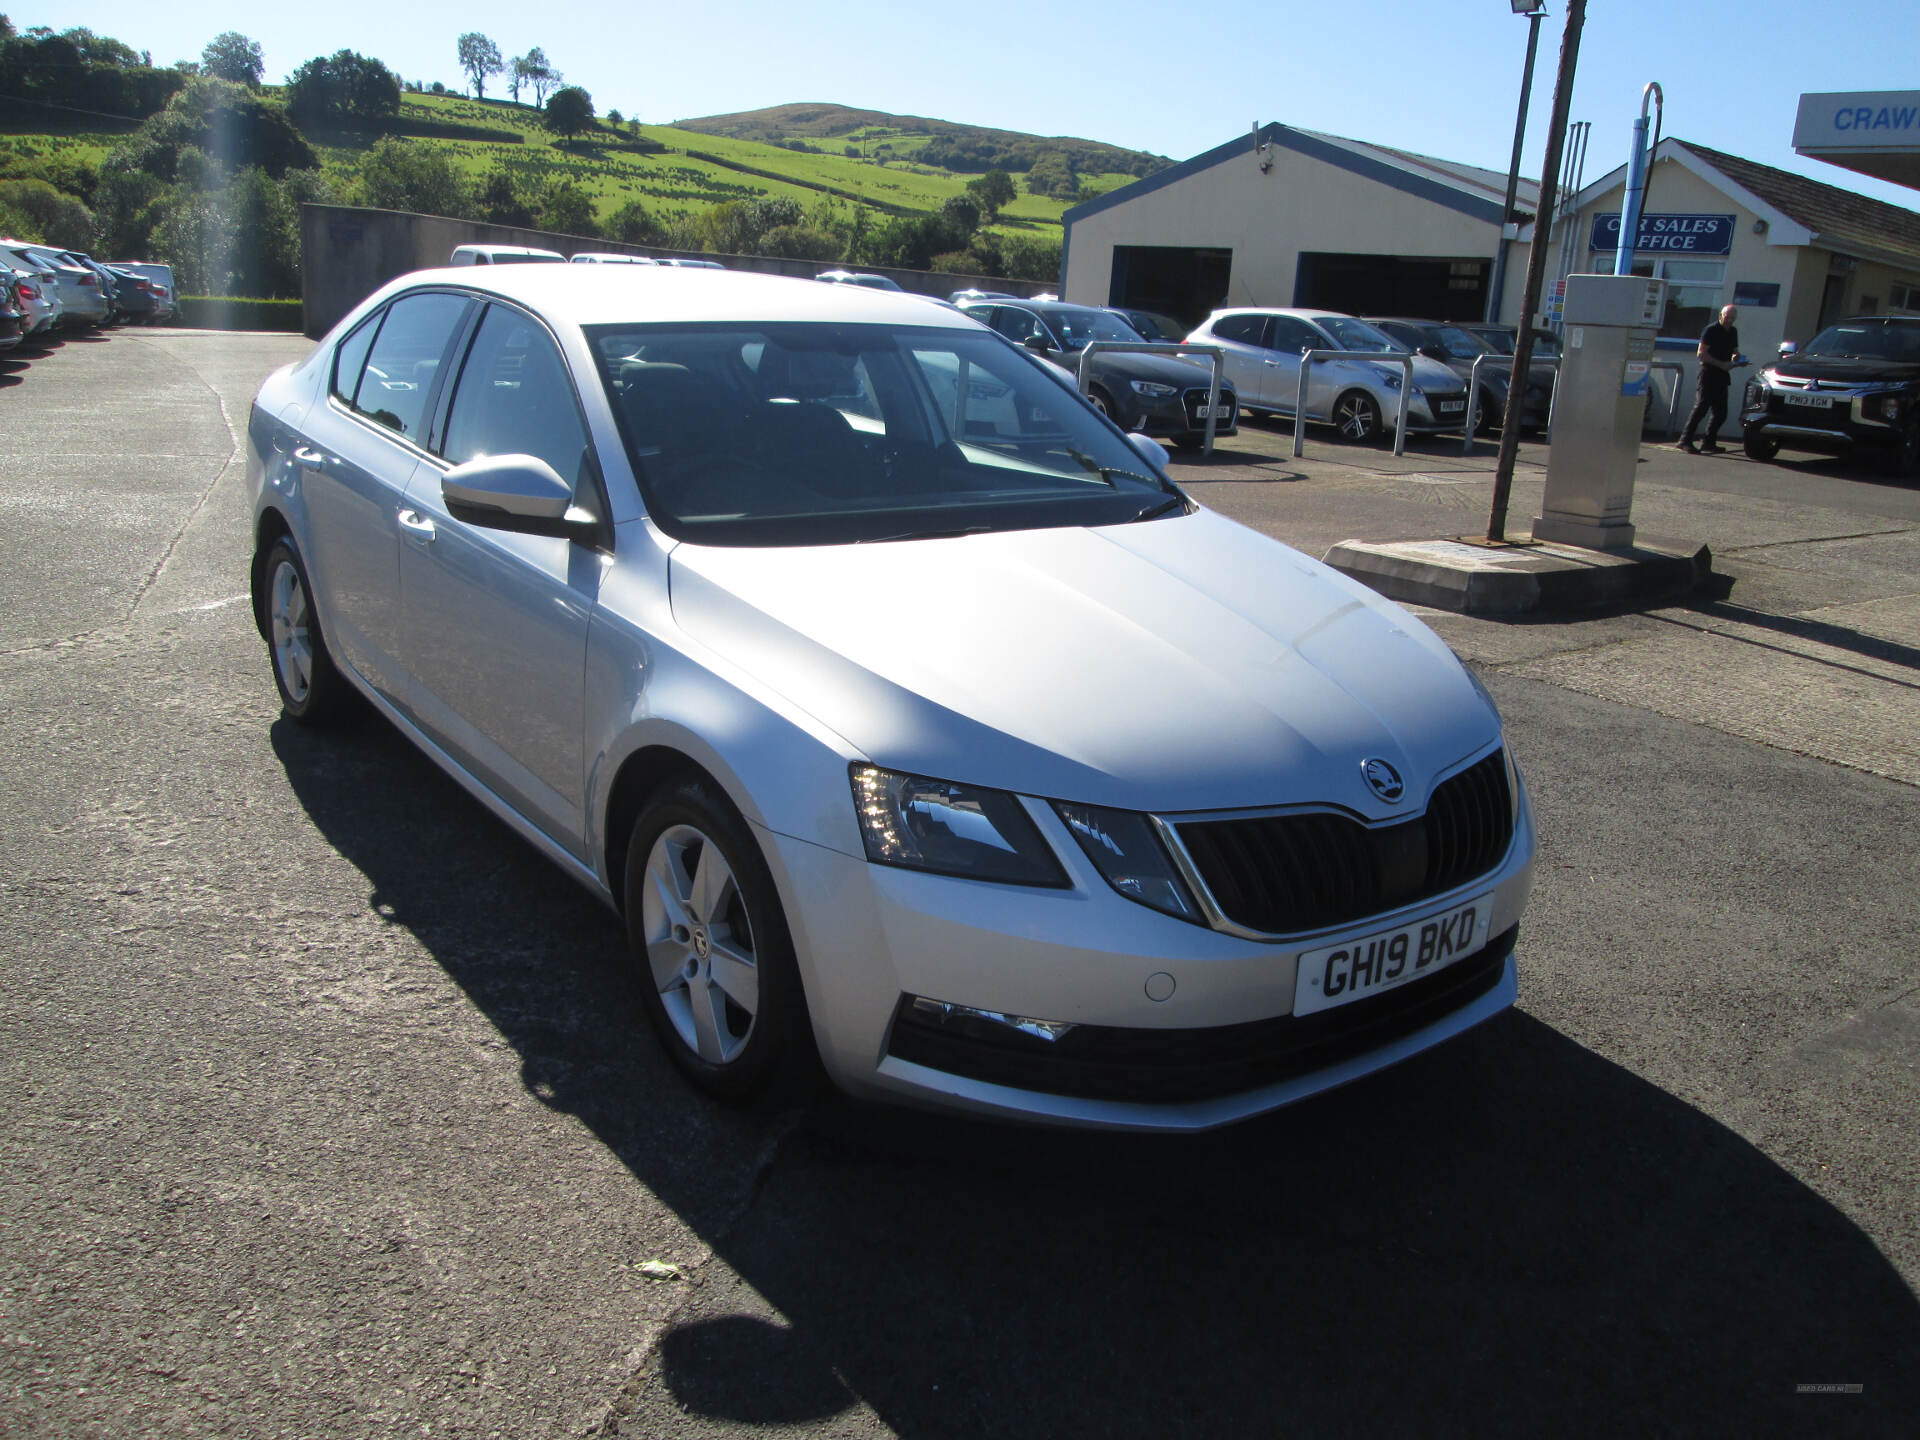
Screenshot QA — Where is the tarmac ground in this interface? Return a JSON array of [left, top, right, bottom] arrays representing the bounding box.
[[2, 329, 1915, 1438]]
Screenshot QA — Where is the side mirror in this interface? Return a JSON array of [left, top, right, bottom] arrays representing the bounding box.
[[442, 453, 597, 541], [1126, 432, 1171, 472], [1777, 340, 1798, 358], [1022, 333, 1053, 353], [1421, 345, 1448, 362]]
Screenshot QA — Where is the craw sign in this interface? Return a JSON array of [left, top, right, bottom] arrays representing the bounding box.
[[1590, 213, 1735, 256]]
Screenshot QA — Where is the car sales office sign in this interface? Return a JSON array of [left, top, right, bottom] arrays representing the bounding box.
[[1590, 213, 1735, 256]]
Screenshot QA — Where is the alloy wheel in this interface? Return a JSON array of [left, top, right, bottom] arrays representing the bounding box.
[[640, 823, 760, 1065], [269, 559, 313, 703]]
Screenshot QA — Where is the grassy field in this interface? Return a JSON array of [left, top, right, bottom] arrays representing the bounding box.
[[317, 93, 1129, 237]]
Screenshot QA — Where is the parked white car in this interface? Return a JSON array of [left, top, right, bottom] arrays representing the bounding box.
[[448, 244, 564, 266], [247, 266, 1534, 1129], [569, 251, 658, 265], [1188, 308, 1470, 442]]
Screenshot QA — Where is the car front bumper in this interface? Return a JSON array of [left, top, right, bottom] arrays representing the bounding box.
[[1742, 395, 1909, 456], [1122, 384, 1239, 441], [761, 784, 1536, 1131]]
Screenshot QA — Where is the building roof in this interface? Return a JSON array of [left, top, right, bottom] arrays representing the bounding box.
[[1064, 123, 1538, 231], [1676, 139, 1920, 271]]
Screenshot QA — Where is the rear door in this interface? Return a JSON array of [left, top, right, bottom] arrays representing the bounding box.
[[1265, 316, 1325, 417], [399, 301, 603, 856], [299, 289, 472, 706]]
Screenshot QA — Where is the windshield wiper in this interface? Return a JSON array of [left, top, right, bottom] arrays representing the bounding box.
[[1130, 495, 1190, 522], [855, 523, 993, 544]]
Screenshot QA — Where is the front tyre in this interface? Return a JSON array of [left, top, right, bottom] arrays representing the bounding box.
[[1880, 421, 1919, 478], [262, 536, 346, 724], [624, 779, 813, 1101], [1742, 429, 1780, 461], [1334, 389, 1383, 444]]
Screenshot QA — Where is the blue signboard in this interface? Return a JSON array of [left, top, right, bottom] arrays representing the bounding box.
[[1590, 212, 1735, 256]]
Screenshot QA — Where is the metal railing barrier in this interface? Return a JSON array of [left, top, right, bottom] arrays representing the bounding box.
[[1293, 351, 1415, 458], [1462, 353, 1561, 454], [1075, 343, 1228, 457]]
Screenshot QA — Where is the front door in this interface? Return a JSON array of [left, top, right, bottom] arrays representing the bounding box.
[[400, 302, 600, 857]]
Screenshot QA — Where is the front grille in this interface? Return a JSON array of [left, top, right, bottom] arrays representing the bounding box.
[[1174, 749, 1512, 936], [886, 925, 1516, 1103], [1183, 387, 1235, 427]]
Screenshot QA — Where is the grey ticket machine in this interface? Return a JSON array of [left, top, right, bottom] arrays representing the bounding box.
[[1533, 274, 1667, 550]]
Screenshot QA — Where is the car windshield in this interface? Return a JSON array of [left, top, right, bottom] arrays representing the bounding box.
[[1315, 316, 1399, 353], [590, 322, 1183, 547], [1043, 307, 1144, 350], [1473, 328, 1515, 355], [1433, 324, 1493, 359], [1800, 319, 1920, 362]]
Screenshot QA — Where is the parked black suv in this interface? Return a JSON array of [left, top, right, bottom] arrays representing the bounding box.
[[959, 299, 1236, 448], [1742, 316, 1920, 476]]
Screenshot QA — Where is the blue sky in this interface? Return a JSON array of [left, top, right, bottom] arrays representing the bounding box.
[[17, 0, 1920, 211]]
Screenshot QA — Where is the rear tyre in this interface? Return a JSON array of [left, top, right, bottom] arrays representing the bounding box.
[[1087, 386, 1117, 421], [624, 779, 815, 1102], [1333, 389, 1383, 444], [1475, 389, 1500, 435], [262, 536, 347, 725], [1742, 430, 1780, 462]]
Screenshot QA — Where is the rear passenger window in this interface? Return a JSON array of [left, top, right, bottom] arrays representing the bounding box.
[[352, 292, 470, 441], [442, 305, 590, 486], [1211, 314, 1265, 345], [331, 312, 380, 405]]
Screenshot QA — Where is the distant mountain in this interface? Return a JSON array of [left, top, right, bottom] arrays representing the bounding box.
[[673, 102, 1170, 179]]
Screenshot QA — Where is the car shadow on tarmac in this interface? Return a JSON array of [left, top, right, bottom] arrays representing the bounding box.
[[272, 713, 1919, 1438]]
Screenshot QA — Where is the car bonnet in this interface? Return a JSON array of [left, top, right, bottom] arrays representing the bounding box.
[[665, 508, 1495, 819]]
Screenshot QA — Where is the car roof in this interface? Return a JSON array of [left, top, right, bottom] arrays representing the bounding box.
[[370, 265, 983, 333]]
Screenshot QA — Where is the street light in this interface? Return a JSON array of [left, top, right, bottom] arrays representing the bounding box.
[[1486, 2, 1547, 324]]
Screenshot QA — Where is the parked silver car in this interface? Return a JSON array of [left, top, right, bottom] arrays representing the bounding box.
[[1187, 308, 1470, 442], [0, 245, 63, 333], [247, 267, 1533, 1130]]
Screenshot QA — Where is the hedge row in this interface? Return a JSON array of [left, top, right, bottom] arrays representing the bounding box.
[[176, 297, 304, 332]]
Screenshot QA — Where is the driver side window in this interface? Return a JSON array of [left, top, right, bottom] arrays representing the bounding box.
[[1267, 318, 1321, 354], [442, 305, 591, 487], [991, 307, 1048, 347]]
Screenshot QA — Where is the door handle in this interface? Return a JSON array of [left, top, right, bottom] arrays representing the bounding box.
[[397, 509, 436, 543], [1263, 359, 1282, 367], [292, 445, 326, 469]]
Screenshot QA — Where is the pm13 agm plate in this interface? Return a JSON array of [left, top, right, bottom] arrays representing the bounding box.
[[1292, 895, 1491, 1017]]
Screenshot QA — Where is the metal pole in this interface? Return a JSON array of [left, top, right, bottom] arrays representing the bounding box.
[[1488, 0, 1586, 543], [1486, 7, 1544, 324]]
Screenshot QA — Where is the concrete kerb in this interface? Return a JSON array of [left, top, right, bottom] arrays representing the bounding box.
[[1323, 534, 1720, 615]]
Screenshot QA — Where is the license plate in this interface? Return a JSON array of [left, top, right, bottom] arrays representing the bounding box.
[[1438, 400, 1465, 413], [1783, 392, 1834, 409], [1292, 896, 1490, 1017], [1192, 404, 1229, 419]]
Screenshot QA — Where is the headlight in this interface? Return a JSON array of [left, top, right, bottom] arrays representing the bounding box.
[[852, 766, 1066, 886], [1371, 365, 1403, 389], [1053, 801, 1199, 921], [1129, 380, 1177, 398]]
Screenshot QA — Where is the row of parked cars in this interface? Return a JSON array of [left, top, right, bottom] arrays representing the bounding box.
[[943, 293, 1559, 449], [0, 239, 177, 349]]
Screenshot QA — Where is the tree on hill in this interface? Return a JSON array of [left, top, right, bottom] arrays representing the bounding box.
[[939, 194, 981, 237], [964, 169, 1015, 221], [358, 137, 469, 217], [509, 47, 548, 105], [201, 31, 263, 87], [544, 85, 594, 142], [286, 50, 401, 129], [122, 76, 315, 180], [456, 32, 502, 100], [1025, 150, 1078, 199]]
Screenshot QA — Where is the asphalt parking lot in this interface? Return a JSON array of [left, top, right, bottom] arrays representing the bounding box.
[[2, 329, 1916, 1438]]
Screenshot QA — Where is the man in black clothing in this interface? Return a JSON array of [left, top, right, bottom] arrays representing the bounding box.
[[1678, 304, 1741, 453]]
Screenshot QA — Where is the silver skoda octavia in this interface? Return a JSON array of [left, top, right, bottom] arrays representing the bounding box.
[[247, 266, 1535, 1130]]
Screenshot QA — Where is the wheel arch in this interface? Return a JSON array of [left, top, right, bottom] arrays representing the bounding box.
[[250, 507, 294, 642], [602, 743, 726, 916]]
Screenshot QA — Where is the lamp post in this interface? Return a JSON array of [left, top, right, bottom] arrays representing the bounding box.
[[1485, 1, 1546, 324]]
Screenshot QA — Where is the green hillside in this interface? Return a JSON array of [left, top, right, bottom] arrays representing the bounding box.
[[0, 25, 1162, 297]]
